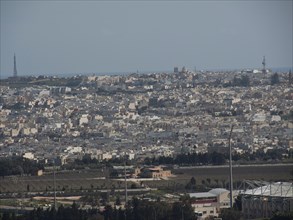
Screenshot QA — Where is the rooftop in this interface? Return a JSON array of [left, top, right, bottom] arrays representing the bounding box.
[[242, 182, 293, 198], [189, 188, 229, 199]]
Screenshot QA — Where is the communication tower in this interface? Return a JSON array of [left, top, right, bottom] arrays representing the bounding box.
[[262, 56, 266, 74], [13, 53, 18, 77]]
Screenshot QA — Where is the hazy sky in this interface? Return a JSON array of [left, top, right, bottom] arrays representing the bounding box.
[[1, 0, 292, 77]]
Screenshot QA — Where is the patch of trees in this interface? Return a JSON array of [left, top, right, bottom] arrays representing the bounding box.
[[185, 177, 197, 191], [271, 72, 280, 85], [148, 97, 166, 108], [30, 77, 82, 87], [66, 78, 83, 87], [2, 102, 28, 110], [10, 202, 103, 220], [224, 75, 250, 87], [144, 151, 226, 166], [219, 208, 242, 220], [282, 110, 293, 121], [71, 155, 133, 168], [63, 157, 101, 170], [75, 157, 99, 166], [123, 197, 196, 220], [270, 212, 293, 220], [0, 156, 44, 177], [1, 198, 196, 220], [1, 196, 290, 220], [65, 148, 289, 172], [232, 75, 250, 87], [144, 149, 287, 166]]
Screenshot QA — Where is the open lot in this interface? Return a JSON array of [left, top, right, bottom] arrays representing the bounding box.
[[0, 164, 292, 195], [173, 163, 293, 182], [143, 164, 293, 191]]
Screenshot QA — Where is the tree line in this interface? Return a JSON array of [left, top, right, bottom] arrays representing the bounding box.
[[0, 148, 289, 177], [144, 148, 288, 166], [0, 198, 197, 220], [1, 197, 292, 220], [67, 148, 289, 170], [0, 156, 44, 177]]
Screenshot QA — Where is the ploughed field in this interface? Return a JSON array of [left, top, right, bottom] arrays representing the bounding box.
[[0, 164, 292, 195], [173, 163, 292, 182]]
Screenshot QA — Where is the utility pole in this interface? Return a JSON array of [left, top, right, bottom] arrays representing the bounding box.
[[124, 153, 128, 203], [124, 152, 128, 220], [229, 125, 234, 209], [53, 159, 57, 210]]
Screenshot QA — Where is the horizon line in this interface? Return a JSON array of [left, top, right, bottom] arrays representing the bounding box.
[[1, 66, 292, 80]]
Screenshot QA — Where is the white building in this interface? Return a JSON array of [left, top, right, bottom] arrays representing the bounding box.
[[79, 114, 89, 126], [97, 152, 112, 161], [64, 146, 83, 154], [189, 188, 231, 219], [23, 152, 34, 160]]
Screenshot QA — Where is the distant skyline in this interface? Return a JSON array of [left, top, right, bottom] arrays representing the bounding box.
[[1, 0, 292, 78]]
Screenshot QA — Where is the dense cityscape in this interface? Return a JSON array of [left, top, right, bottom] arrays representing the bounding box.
[[2, 0, 293, 218], [0, 65, 292, 219]]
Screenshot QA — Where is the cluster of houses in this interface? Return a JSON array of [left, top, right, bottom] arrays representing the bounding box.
[[0, 69, 292, 165]]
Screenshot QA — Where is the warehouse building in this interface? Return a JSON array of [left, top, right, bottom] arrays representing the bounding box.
[[241, 181, 293, 219]]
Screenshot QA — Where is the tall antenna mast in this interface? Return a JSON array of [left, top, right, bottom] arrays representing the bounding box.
[[262, 56, 266, 74], [13, 53, 18, 77]]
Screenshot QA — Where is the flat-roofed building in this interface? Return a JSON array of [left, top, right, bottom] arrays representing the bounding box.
[[189, 188, 230, 219], [139, 166, 172, 179]]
